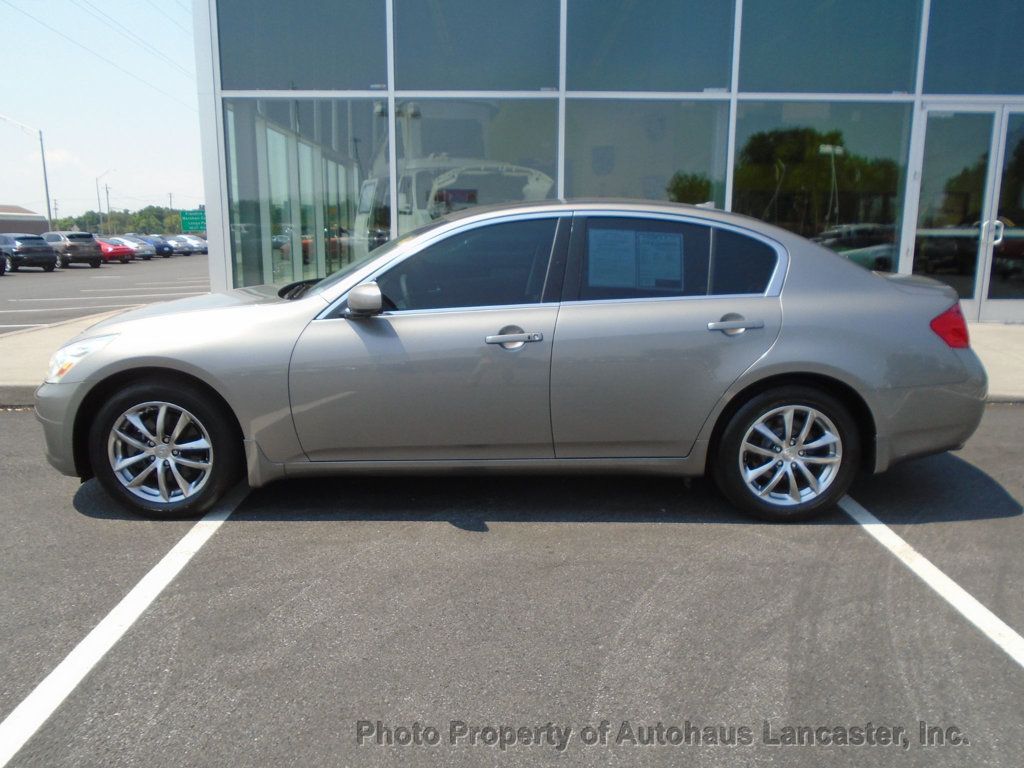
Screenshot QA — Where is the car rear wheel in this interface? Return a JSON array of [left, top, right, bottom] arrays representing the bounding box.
[[89, 382, 242, 519], [712, 386, 860, 522], [42, 262, 55, 272], [90, 259, 101, 268]]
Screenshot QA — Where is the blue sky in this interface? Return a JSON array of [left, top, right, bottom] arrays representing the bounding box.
[[0, 0, 202, 217]]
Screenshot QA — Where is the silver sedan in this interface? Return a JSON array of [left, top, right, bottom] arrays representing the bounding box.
[[35, 201, 987, 521]]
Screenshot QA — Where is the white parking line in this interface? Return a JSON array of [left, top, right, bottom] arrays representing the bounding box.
[[0, 485, 249, 767], [6, 293, 206, 302], [0, 304, 142, 314], [80, 287, 209, 293], [840, 496, 1024, 669]]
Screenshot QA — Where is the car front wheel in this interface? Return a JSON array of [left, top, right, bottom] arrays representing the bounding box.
[[89, 382, 242, 518], [712, 386, 860, 521]]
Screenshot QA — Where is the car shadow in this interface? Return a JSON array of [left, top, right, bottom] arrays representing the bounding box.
[[72, 451, 1020, 529]]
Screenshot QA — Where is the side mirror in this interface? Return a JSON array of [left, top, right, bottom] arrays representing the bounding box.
[[345, 281, 383, 317]]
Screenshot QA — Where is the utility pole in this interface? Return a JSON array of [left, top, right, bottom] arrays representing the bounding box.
[[95, 169, 112, 235], [53, 199, 58, 222], [105, 185, 111, 233], [0, 113, 53, 228], [168, 192, 173, 210]]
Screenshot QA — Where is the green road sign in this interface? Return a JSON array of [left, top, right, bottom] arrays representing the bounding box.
[[180, 209, 207, 232]]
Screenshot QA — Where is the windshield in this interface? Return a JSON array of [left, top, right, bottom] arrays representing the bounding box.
[[308, 219, 450, 297]]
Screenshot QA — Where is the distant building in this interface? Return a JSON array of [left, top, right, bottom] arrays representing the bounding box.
[[0, 205, 48, 235]]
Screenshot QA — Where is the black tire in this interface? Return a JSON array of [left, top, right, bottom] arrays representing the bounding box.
[[163, 253, 170, 258], [88, 381, 243, 519], [143, 256, 152, 261], [120, 257, 130, 264], [42, 263, 55, 273], [711, 386, 860, 522], [90, 259, 102, 268], [59, 257, 69, 269]]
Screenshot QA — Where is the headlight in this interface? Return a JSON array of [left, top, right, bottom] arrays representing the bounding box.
[[45, 335, 117, 383]]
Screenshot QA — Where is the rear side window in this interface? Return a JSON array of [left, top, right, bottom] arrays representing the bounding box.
[[709, 229, 778, 295], [43, 234, 60, 242], [578, 217, 710, 300], [68, 233, 95, 241], [376, 218, 558, 311], [16, 235, 45, 243]]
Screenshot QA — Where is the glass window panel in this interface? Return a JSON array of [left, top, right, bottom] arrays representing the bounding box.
[[579, 217, 710, 300], [565, 100, 728, 207], [223, 98, 389, 288], [567, 0, 733, 91], [377, 219, 558, 310], [990, 114, 1024, 299], [393, 99, 558, 233], [394, 0, 558, 90], [925, 0, 1024, 94], [740, 0, 920, 93], [217, 0, 387, 90], [912, 112, 991, 299], [710, 229, 778, 295], [732, 101, 911, 270]]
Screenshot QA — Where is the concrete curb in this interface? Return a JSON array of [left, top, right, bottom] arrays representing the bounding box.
[[0, 386, 37, 408]]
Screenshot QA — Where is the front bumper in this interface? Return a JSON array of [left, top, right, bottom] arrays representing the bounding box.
[[35, 381, 83, 477]]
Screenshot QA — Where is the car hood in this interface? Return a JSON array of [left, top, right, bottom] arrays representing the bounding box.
[[84, 284, 324, 333]]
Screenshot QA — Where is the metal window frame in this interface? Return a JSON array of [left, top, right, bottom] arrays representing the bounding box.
[[197, 0, 1024, 293]]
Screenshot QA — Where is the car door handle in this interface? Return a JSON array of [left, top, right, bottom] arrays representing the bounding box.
[[485, 332, 544, 344], [707, 319, 764, 332]]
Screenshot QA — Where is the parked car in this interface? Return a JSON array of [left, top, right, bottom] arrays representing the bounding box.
[[0, 233, 59, 272], [43, 231, 102, 268], [97, 237, 135, 264], [178, 234, 208, 253], [36, 201, 987, 522], [164, 235, 195, 255], [125, 233, 173, 257], [115, 235, 156, 261]]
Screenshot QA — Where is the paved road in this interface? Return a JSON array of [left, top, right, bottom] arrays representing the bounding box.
[[0, 254, 210, 335], [1, 404, 1021, 767]]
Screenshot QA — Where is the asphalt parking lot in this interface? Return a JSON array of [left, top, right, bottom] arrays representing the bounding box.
[[0, 255, 210, 334], [0, 403, 1021, 767]]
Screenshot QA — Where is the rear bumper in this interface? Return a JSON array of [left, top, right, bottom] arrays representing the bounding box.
[[12, 253, 57, 267], [872, 349, 987, 472]]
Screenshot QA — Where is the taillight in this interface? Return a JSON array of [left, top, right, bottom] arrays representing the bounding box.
[[930, 304, 970, 348]]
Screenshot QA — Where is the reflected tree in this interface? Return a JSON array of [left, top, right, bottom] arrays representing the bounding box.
[[666, 172, 712, 204]]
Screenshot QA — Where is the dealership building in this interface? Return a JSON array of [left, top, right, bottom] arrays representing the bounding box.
[[194, 0, 1024, 322]]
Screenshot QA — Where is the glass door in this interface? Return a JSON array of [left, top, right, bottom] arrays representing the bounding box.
[[909, 104, 1024, 322], [979, 111, 1024, 321]]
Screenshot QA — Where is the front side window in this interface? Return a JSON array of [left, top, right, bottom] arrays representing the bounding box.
[[376, 218, 558, 311], [578, 217, 710, 300]]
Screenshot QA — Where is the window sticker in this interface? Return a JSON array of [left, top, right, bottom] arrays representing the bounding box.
[[587, 227, 684, 291], [588, 228, 638, 288], [637, 231, 683, 290]]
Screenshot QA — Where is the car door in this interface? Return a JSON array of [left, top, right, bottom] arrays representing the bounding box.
[[289, 215, 568, 461], [550, 214, 785, 458]]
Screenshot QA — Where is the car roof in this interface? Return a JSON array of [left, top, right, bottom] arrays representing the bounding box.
[[434, 198, 802, 245]]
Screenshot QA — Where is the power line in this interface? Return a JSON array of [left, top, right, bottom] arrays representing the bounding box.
[[2, 0, 197, 112], [143, 0, 191, 35], [69, 0, 195, 79]]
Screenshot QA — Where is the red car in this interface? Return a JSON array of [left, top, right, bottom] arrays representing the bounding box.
[[97, 237, 135, 264]]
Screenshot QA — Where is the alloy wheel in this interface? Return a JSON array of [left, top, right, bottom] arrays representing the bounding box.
[[738, 405, 843, 507], [107, 401, 214, 503]]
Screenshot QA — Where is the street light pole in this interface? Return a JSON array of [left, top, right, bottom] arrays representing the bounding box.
[[0, 113, 53, 229], [39, 130, 53, 229]]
